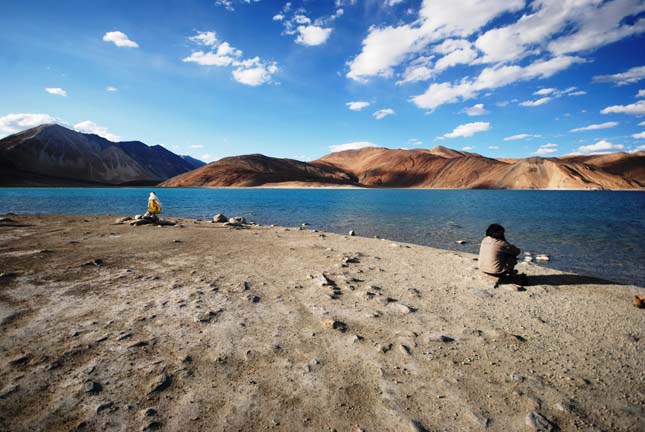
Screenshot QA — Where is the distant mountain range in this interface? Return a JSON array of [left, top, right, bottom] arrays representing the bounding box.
[[0, 124, 204, 186], [161, 146, 644, 190], [1, 124, 642, 189]]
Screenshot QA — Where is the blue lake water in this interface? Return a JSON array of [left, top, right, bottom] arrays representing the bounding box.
[[1, 188, 643, 287]]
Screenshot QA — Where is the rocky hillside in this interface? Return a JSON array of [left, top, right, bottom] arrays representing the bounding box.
[[160, 154, 357, 187], [162, 146, 643, 190], [0, 124, 203, 186]]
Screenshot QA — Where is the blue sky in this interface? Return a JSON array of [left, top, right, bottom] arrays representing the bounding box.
[[1, 0, 644, 161]]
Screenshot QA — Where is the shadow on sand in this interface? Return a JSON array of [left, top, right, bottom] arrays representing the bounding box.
[[526, 273, 621, 287]]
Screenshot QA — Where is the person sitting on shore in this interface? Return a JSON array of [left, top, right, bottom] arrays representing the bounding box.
[[478, 223, 526, 288], [144, 192, 162, 220]]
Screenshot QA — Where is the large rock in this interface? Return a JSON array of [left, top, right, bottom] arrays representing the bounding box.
[[212, 214, 227, 223]]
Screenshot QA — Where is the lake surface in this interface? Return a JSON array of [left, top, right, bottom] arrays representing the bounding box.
[[1, 188, 643, 287]]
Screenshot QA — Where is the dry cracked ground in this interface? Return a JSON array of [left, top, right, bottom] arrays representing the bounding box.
[[0, 214, 643, 432]]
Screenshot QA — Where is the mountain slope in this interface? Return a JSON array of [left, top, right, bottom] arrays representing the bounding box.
[[0, 124, 203, 186], [159, 154, 357, 187]]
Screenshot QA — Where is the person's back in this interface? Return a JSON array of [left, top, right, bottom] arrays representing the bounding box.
[[478, 223, 521, 277]]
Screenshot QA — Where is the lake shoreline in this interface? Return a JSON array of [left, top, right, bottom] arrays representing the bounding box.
[[0, 214, 643, 431]]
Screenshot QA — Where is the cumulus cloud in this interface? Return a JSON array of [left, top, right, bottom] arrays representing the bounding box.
[[277, 5, 338, 47], [346, 101, 370, 111], [215, 0, 260, 12], [106, 86, 118, 92], [102, 31, 138, 48], [520, 97, 552, 107], [45, 87, 67, 97], [411, 55, 584, 111], [503, 133, 541, 141], [0, 113, 58, 137], [593, 65, 645, 86], [488, 145, 499, 150], [637, 89, 645, 98], [569, 122, 618, 132], [601, 100, 645, 116], [295, 25, 333, 46], [73, 120, 121, 142], [440, 121, 490, 139], [534, 88, 556, 96], [183, 31, 278, 86], [462, 146, 475, 151], [632, 132, 645, 139], [533, 143, 558, 155], [577, 140, 624, 155], [329, 141, 378, 153], [373, 108, 395, 120], [640, 121, 645, 126], [461, 103, 488, 116]]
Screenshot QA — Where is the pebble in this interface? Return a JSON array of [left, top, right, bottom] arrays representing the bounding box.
[[324, 319, 348, 332], [84, 381, 102, 395], [96, 401, 114, 414], [348, 230, 355, 236], [246, 294, 261, 303], [82, 259, 104, 267], [456, 240, 467, 244], [391, 303, 415, 314], [525, 411, 557, 431], [194, 309, 223, 323], [143, 421, 163, 431], [427, 334, 455, 343], [147, 372, 172, 395]]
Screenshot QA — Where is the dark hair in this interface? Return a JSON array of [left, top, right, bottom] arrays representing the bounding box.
[[486, 223, 506, 240]]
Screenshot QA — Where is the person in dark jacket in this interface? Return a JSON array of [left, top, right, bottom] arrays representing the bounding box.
[[478, 224, 526, 288]]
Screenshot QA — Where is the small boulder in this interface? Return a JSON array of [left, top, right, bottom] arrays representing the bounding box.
[[324, 319, 348, 332], [212, 214, 227, 223], [525, 411, 557, 431], [147, 372, 172, 395], [348, 230, 356, 236], [231, 216, 247, 224]]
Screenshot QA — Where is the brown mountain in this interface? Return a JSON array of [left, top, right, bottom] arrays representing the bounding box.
[[159, 154, 356, 187], [0, 124, 203, 186], [162, 146, 643, 190]]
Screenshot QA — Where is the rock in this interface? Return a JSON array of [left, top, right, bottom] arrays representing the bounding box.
[[510, 374, 525, 383], [147, 372, 172, 395], [143, 421, 163, 431], [472, 289, 494, 298], [525, 411, 557, 431], [115, 216, 132, 224], [314, 273, 335, 287], [0, 271, 19, 279], [427, 334, 455, 343], [143, 407, 158, 417], [194, 309, 223, 323], [128, 340, 149, 349], [116, 332, 133, 341], [8, 354, 31, 367], [633, 295, 644, 308], [96, 401, 115, 414], [212, 213, 227, 223], [399, 344, 412, 355], [409, 419, 431, 432], [535, 254, 550, 261], [82, 259, 104, 267], [456, 240, 467, 244], [391, 303, 415, 314], [246, 294, 261, 303], [84, 381, 102, 395], [324, 319, 348, 332], [348, 230, 355, 236], [230, 216, 247, 224], [378, 297, 397, 305]]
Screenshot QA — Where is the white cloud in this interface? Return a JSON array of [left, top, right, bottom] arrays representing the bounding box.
[[461, 103, 488, 116], [347, 0, 525, 81], [329, 141, 378, 153], [408, 138, 423, 146], [189, 31, 218, 47], [106, 86, 118, 92], [593, 65, 645, 86], [534, 143, 558, 155], [569, 122, 618, 132], [640, 121, 645, 126], [273, 14, 285, 21], [601, 100, 645, 116], [633, 132, 645, 139], [201, 153, 213, 161], [568, 90, 587, 96], [637, 89, 645, 98], [183, 32, 278, 86], [373, 108, 395, 120], [0, 113, 58, 137], [411, 55, 583, 111], [232, 59, 279, 86], [631, 144, 645, 152], [346, 101, 370, 111], [577, 140, 624, 155], [73, 120, 121, 142], [534, 88, 556, 96], [386, 0, 404, 5], [503, 133, 541, 141], [519, 96, 552, 107], [45, 87, 67, 97], [440, 121, 490, 139], [190, 144, 204, 149], [102, 31, 139, 48], [488, 145, 500, 150], [296, 25, 333, 46], [462, 146, 475, 151]]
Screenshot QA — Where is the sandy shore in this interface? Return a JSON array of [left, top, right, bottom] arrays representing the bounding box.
[[0, 214, 643, 431]]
